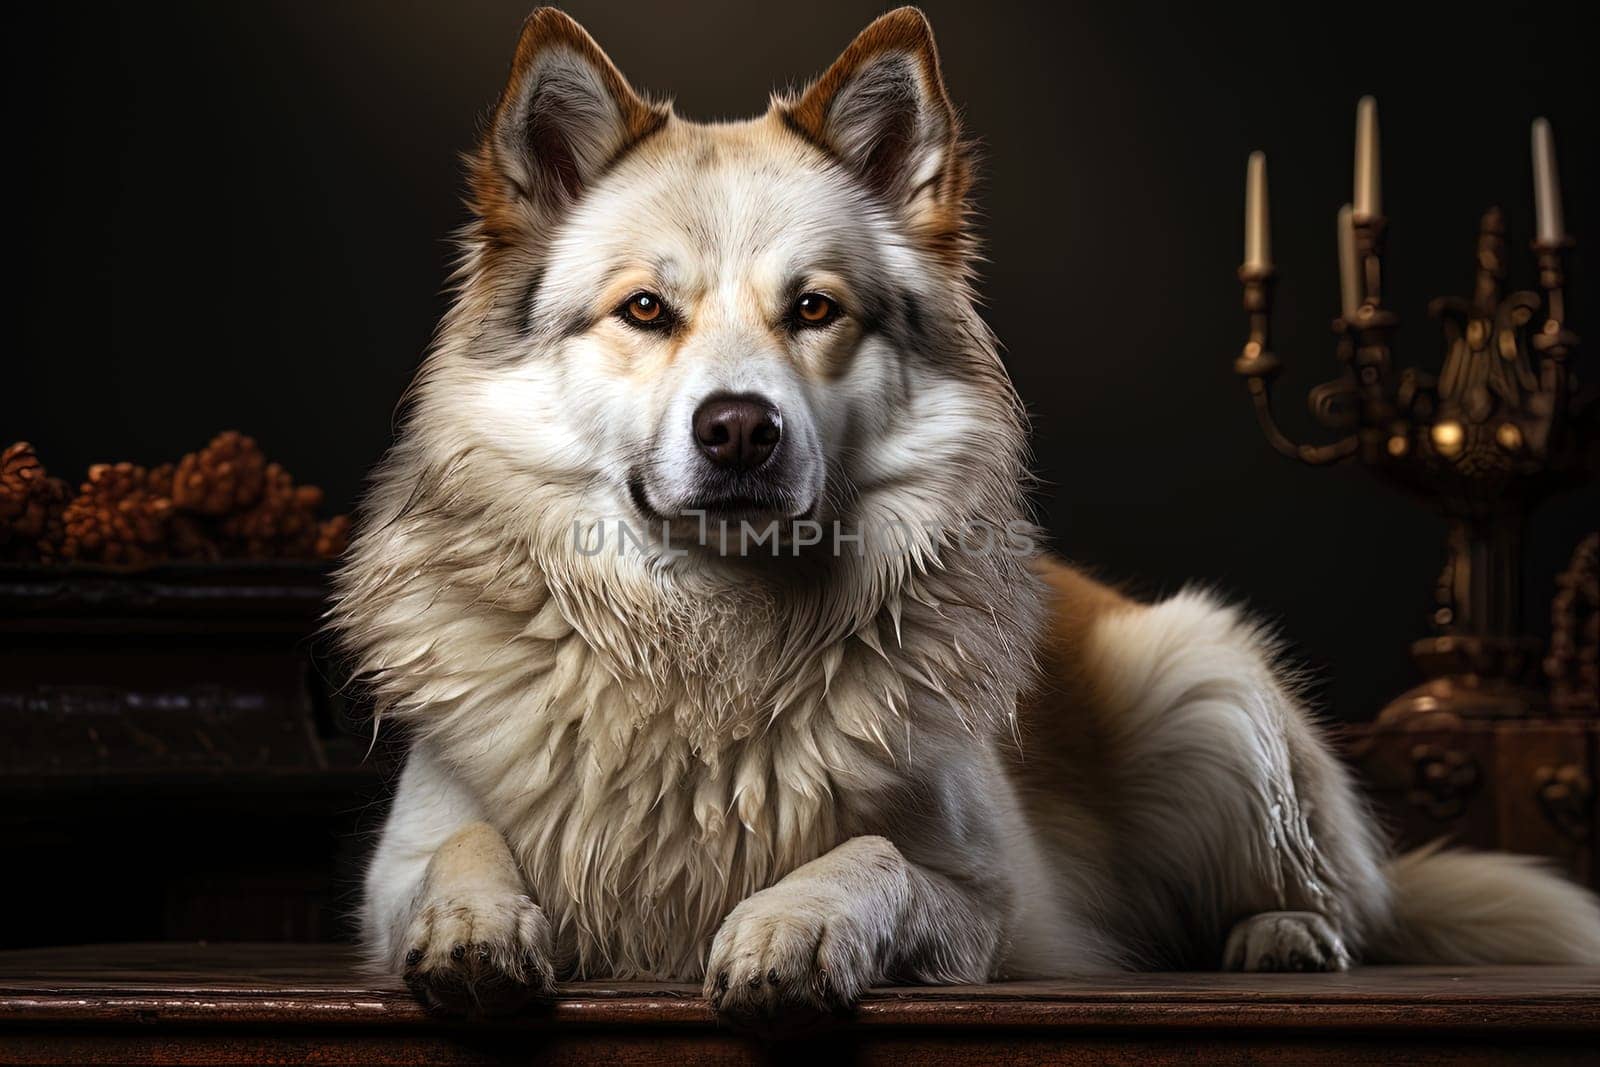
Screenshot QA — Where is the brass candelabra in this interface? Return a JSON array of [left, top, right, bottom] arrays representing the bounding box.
[[1235, 100, 1594, 724]]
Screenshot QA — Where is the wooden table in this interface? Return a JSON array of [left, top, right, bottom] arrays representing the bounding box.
[[1, 943, 1596, 1064]]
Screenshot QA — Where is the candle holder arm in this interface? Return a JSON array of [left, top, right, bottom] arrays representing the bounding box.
[[1238, 371, 1361, 464], [1234, 265, 1359, 465]]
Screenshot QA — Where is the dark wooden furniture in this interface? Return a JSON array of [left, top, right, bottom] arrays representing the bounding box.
[[0, 564, 362, 782], [1345, 718, 1597, 891], [1, 944, 1596, 1064], [0, 565, 395, 947]]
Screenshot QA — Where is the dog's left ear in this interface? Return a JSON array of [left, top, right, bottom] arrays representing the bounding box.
[[783, 8, 967, 230]]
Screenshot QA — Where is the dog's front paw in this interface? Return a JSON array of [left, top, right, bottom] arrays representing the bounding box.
[[703, 885, 880, 1027], [1223, 910, 1350, 972], [401, 891, 555, 1015]]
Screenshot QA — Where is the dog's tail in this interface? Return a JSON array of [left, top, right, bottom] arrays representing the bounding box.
[[1368, 841, 1600, 964]]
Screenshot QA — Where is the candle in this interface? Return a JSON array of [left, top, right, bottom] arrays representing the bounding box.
[[1353, 96, 1381, 219], [1337, 204, 1360, 318], [1244, 151, 1271, 269], [1532, 117, 1565, 244]]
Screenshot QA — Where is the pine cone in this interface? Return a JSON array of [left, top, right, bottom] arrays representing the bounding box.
[[1, 443, 72, 562], [0, 442, 44, 520], [28, 479, 72, 562], [59, 462, 174, 566], [144, 462, 175, 499], [171, 431, 267, 516], [315, 514, 351, 559], [220, 463, 323, 558], [168, 513, 221, 562], [146, 462, 219, 561]]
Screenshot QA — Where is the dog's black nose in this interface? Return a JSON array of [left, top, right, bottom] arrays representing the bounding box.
[[693, 395, 781, 470]]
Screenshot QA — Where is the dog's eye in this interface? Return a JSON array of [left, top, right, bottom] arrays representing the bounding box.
[[619, 291, 671, 329], [792, 293, 839, 328]]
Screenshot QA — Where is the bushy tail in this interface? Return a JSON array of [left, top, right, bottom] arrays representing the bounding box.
[[1368, 842, 1600, 964]]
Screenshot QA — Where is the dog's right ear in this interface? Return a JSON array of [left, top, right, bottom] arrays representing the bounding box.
[[780, 8, 970, 265], [471, 9, 666, 231]]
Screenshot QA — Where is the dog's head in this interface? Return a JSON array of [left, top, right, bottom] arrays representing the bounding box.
[[407, 7, 1026, 572]]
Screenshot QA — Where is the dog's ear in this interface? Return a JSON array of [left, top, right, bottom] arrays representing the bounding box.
[[472, 8, 666, 228], [783, 8, 967, 229]]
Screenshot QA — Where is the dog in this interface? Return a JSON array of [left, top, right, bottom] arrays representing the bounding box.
[[333, 6, 1600, 1019]]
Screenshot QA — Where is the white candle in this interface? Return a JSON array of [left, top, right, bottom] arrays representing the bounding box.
[[1532, 117, 1564, 244], [1353, 96, 1381, 219], [1244, 151, 1271, 269], [1337, 204, 1360, 318]]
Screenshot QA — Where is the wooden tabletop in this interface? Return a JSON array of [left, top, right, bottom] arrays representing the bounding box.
[[2, 943, 1597, 1065]]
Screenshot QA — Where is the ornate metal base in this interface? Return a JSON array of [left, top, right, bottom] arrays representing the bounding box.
[[1377, 635, 1547, 727]]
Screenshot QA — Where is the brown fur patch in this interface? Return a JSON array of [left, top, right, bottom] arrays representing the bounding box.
[[1004, 557, 1139, 853], [1028, 556, 1136, 713]]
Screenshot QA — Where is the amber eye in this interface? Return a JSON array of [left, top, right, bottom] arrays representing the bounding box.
[[792, 292, 838, 328], [620, 291, 670, 328]]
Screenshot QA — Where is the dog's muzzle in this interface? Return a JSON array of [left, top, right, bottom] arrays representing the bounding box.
[[680, 393, 809, 518], [626, 390, 819, 533]]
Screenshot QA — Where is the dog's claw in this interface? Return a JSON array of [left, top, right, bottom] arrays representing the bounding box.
[[399, 892, 556, 1015], [704, 883, 880, 1027]]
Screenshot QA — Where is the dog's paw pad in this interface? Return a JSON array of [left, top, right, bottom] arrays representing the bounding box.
[[401, 892, 555, 1015], [1223, 910, 1350, 972], [702, 887, 875, 1031]]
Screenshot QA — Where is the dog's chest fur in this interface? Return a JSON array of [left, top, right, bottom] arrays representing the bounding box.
[[385, 566, 944, 978], [343, 504, 1038, 980]]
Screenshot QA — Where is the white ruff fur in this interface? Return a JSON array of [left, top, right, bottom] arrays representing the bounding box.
[[343, 497, 1043, 978]]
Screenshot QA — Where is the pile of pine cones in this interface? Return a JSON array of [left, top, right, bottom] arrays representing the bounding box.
[[0, 433, 350, 566]]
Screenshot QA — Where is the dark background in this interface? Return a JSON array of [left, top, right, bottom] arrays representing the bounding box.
[[5, 0, 1595, 723]]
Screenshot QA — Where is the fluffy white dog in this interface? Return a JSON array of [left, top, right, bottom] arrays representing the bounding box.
[[333, 6, 1600, 1020]]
